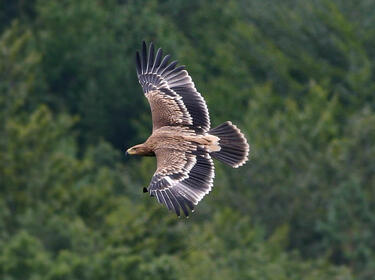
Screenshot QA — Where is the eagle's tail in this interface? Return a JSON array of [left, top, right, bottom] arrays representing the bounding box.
[[208, 121, 249, 168]]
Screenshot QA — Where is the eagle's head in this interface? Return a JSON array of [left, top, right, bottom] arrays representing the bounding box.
[[126, 144, 154, 156]]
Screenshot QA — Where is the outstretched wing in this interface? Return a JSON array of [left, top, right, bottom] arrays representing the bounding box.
[[147, 146, 215, 217], [136, 42, 210, 133]]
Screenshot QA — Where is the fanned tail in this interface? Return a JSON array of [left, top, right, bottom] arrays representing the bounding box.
[[208, 121, 249, 168]]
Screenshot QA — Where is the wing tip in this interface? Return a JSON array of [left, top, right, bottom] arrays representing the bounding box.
[[135, 51, 141, 75]]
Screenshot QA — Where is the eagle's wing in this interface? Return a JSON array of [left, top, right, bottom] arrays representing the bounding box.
[[148, 146, 214, 217], [136, 42, 210, 132]]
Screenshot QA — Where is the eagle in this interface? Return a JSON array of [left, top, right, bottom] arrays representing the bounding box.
[[126, 42, 249, 217]]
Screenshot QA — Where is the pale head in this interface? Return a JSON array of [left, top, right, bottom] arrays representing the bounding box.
[[126, 143, 154, 156]]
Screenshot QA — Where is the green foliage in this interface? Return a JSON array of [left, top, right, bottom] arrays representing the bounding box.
[[1, 0, 374, 279], [241, 82, 375, 272]]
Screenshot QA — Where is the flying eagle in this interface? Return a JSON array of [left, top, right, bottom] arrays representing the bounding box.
[[126, 42, 249, 217]]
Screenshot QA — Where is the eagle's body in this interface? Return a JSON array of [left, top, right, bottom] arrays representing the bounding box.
[[135, 126, 220, 156], [127, 42, 249, 217]]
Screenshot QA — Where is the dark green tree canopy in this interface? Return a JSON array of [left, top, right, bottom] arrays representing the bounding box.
[[1, 0, 374, 279]]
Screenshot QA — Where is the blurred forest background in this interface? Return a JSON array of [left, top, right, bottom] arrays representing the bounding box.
[[1, 0, 374, 279]]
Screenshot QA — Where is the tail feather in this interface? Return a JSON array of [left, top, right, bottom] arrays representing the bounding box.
[[208, 121, 249, 168]]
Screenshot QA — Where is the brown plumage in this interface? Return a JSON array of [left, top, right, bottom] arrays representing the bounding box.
[[127, 42, 249, 217]]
